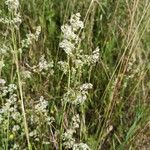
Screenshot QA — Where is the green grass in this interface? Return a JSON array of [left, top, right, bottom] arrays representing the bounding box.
[[0, 0, 150, 149]]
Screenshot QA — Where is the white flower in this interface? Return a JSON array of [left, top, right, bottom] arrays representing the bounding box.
[[29, 130, 37, 137], [8, 84, 17, 94], [80, 83, 93, 91], [0, 13, 22, 27], [70, 13, 84, 31], [0, 44, 9, 55], [11, 112, 21, 120], [58, 61, 69, 74], [90, 47, 99, 64], [63, 128, 76, 149], [12, 13, 22, 27], [22, 70, 32, 79], [59, 39, 75, 56], [72, 114, 80, 129], [21, 26, 41, 48], [35, 138, 40, 141], [42, 141, 50, 145], [61, 24, 77, 40], [35, 26, 41, 40], [0, 79, 6, 85], [74, 59, 84, 68], [12, 143, 20, 150], [73, 92, 87, 105], [59, 13, 84, 57], [35, 96, 48, 113], [46, 116, 55, 125], [12, 125, 20, 132], [63, 129, 75, 140], [63, 139, 75, 149], [5, 0, 19, 12], [73, 143, 90, 150], [8, 94, 17, 103], [38, 55, 53, 72], [1, 86, 8, 96]]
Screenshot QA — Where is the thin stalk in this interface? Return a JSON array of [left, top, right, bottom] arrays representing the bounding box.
[[11, 28, 31, 150], [59, 56, 71, 150], [6, 112, 10, 150]]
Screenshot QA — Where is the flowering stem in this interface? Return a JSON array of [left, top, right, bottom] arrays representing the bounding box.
[[67, 56, 71, 89], [59, 56, 71, 149], [59, 102, 67, 150], [6, 112, 10, 150]]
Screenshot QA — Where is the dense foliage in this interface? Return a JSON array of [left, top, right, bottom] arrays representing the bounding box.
[[0, 0, 150, 149]]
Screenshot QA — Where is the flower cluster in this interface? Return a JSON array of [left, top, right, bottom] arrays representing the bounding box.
[[0, 81, 17, 97], [0, 13, 22, 26], [28, 96, 54, 142], [20, 26, 54, 75], [0, 44, 10, 55], [58, 13, 99, 76], [70, 13, 84, 31], [0, 0, 21, 28], [20, 55, 54, 76], [63, 128, 76, 149], [62, 114, 80, 149], [74, 47, 100, 68], [5, 0, 19, 13], [58, 13, 95, 149], [59, 13, 83, 57], [0, 80, 54, 147], [59, 39, 75, 56], [63, 114, 90, 150], [31, 96, 54, 125], [0, 78, 6, 85], [24, 55, 54, 75], [10, 143, 20, 150], [73, 143, 90, 150], [0, 81, 24, 149], [58, 47, 99, 74], [21, 70, 32, 79], [37, 55, 54, 74], [62, 83, 93, 105], [21, 26, 41, 48], [58, 61, 69, 74], [35, 96, 49, 114]]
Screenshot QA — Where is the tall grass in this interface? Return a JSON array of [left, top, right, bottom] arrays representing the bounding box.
[[0, 0, 150, 149]]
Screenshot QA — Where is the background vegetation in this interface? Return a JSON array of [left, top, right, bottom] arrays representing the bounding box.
[[0, 0, 150, 149]]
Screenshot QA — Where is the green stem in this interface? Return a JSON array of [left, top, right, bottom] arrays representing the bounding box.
[[11, 27, 31, 150]]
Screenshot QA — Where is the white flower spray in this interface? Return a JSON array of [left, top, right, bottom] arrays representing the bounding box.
[[59, 13, 99, 149]]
